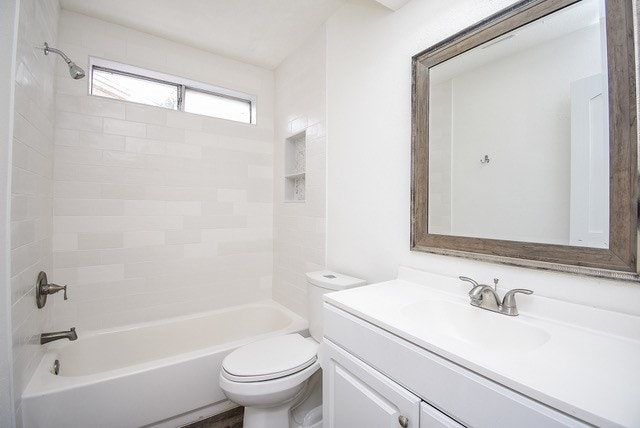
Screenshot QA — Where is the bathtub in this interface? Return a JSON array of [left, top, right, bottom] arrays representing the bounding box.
[[22, 301, 307, 428]]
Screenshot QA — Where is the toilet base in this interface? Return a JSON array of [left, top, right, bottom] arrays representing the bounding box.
[[238, 371, 323, 428], [243, 403, 292, 428], [290, 371, 322, 427]]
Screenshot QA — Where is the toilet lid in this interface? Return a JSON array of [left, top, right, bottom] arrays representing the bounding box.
[[222, 334, 318, 382]]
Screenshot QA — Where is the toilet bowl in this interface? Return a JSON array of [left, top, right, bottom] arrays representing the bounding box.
[[219, 271, 365, 428]]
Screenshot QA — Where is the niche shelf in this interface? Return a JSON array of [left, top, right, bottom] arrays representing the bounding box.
[[284, 131, 306, 202]]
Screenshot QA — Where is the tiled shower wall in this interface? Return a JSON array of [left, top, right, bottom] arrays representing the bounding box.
[[51, 11, 275, 330], [10, 0, 59, 422], [273, 26, 327, 316]]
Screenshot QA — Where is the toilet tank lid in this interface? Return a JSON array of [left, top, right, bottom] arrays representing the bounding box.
[[306, 271, 366, 290]]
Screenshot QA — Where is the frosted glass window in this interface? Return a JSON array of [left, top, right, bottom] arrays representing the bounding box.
[[91, 68, 179, 110], [89, 59, 256, 124], [184, 89, 251, 123]]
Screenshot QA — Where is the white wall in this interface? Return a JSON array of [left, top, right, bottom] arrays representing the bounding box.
[[273, 26, 327, 316], [9, 0, 59, 425], [51, 11, 275, 330], [326, 0, 640, 315], [0, 0, 19, 425]]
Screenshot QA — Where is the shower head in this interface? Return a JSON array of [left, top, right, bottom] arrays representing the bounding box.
[[68, 62, 85, 80], [42, 42, 85, 80]]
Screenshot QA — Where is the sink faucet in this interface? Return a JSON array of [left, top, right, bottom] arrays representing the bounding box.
[[459, 276, 532, 316], [41, 327, 77, 344]]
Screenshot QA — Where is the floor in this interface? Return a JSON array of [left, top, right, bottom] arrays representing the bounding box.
[[182, 407, 243, 428]]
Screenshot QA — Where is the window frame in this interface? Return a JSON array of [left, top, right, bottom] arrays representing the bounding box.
[[88, 57, 256, 124]]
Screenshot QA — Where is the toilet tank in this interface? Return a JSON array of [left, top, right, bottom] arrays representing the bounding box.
[[306, 271, 366, 341]]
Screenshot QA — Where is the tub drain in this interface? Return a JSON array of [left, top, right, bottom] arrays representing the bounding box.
[[53, 359, 60, 375]]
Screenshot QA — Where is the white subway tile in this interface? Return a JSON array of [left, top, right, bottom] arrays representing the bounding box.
[[259, 276, 272, 290], [13, 114, 40, 151], [77, 131, 126, 151], [77, 232, 124, 250], [54, 163, 124, 184], [201, 202, 234, 216], [54, 199, 124, 216], [57, 111, 103, 133], [102, 151, 146, 168], [125, 137, 166, 155], [146, 124, 185, 143], [248, 165, 273, 179], [54, 129, 117, 151], [123, 231, 165, 248], [81, 97, 126, 119], [77, 264, 125, 284], [12, 167, 37, 196], [54, 181, 102, 199], [123, 200, 165, 216], [184, 243, 218, 259], [46, 9, 278, 331], [125, 104, 166, 125], [166, 111, 202, 131], [54, 145, 102, 165], [103, 118, 146, 137], [166, 143, 201, 159], [53, 233, 79, 251], [184, 130, 214, 146], [217, 189, 247, 203], [165, 201, 201, 216], [12, 140, 29, 170], [54, 250, 102, 268], [27, 196, 52, 218], [247, 178, 273, 203], [120, 168, 165, 186], [101, 184, 146, 200], [10, 243, 33, 278], [11, 220, 36, 250], [124, 261, 163, 278], [184, 215, 247, 229], [11, 195, 29, 221], [165, 230, 202, 245]]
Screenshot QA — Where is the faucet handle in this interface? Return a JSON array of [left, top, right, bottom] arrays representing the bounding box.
[[47, 283, 68, 300], [501, 288, 533, 316]]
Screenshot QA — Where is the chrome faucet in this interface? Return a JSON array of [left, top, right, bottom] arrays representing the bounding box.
[[41, 327, 77, 344], [459, 276, 532, 316]]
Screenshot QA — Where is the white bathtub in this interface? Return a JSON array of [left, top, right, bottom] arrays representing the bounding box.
[[22, 301, 307, 428]]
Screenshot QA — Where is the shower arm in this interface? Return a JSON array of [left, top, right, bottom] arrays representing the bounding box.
[[43, 42, 72, 64], [41, 41, 85, 80]]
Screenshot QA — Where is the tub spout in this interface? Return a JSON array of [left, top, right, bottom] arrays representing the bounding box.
[[41, 327, 77, 345]]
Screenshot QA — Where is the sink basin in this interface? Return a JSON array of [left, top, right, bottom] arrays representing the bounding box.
[[401, 299, 551, 352]]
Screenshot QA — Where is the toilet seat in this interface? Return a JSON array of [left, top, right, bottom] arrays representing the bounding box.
[[222, 334, 318, 382]]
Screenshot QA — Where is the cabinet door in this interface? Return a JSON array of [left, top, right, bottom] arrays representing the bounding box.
[[420, 402, 464, 428], [322, 339, 421, 428]]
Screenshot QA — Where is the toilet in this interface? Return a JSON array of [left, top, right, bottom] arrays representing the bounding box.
[[219, 271, 365, 428]]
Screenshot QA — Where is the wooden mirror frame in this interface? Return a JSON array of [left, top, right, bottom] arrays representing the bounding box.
[[411, 0, 639, 281]]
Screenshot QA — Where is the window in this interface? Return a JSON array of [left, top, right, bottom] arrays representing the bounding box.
[[89, 58, 256, 124], [184, 88, 251, 123], [92, 67, 179, 110]]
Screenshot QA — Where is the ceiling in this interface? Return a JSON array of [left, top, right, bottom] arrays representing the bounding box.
[[59, 0, 361, 69]]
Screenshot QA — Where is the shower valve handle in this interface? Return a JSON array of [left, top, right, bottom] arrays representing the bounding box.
[[45, 283, 68, 300]]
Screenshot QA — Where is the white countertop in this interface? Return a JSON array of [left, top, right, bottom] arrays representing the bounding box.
[[324, 268, 640, 428]]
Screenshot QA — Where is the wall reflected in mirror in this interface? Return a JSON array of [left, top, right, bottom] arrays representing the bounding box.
[[427, 0, 609, 248]]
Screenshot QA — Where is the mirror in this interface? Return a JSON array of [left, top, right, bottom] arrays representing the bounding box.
[[411, 0, 638, 280]]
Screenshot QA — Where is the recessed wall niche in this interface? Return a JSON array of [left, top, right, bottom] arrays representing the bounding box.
[[284, 131, 306, 202]]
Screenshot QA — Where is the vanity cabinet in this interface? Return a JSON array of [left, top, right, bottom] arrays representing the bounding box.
[[323, 338, 462, 428], [323, 338, 421, 427], [322, 303, 589, 428]]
